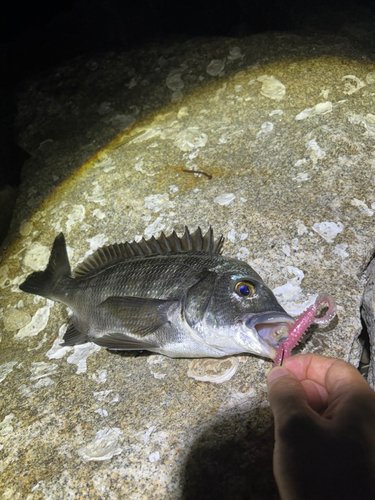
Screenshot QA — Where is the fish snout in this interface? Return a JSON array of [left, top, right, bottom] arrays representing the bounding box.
[[246, 312, 295, 349]]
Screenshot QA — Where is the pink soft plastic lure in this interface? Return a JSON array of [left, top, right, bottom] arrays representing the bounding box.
[[273, 294, 337, 367]]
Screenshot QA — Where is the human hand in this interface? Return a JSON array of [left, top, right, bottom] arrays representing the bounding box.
[[267, 354, 375, 500]]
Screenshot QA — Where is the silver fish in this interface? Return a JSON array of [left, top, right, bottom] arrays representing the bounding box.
[[19, 227, 294, 359]]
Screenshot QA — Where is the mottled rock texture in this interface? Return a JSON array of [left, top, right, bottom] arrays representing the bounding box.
[[1, 33, 375, 498]]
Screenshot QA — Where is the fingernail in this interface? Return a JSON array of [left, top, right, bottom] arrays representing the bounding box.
[[267, 367, 290, 384]]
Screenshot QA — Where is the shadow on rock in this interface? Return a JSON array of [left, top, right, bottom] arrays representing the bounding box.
[[181, 405, 280, 500]]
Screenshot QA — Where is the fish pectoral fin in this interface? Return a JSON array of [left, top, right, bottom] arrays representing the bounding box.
[[93, 333, 157, 351], [61, 319, 89, 346], [99, 296, 179, 336]]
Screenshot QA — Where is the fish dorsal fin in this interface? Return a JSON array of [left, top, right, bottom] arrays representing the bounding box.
[[73, 226, 224, 277]]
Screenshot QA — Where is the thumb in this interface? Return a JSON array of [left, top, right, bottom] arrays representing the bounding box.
[[267, 367, 313, 428]]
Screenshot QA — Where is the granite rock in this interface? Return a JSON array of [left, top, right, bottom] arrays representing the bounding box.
[[1, 33, 375, 498], [362, 260, 375, 388]]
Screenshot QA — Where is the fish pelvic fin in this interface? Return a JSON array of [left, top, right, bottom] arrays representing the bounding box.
[[61, 320, 89, 346], [19, 233, 72, 299]]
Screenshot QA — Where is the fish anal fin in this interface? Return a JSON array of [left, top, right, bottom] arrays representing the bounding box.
[[99, 296, 178, 336], [61, 320, 89, 346], [93, 333, 157, 351]]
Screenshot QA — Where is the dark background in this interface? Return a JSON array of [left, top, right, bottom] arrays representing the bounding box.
[[1, 0, 375, 239]]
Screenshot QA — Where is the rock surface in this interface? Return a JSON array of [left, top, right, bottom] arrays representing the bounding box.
[[363, 260, 375, 388], [1, 33, 375, 498]]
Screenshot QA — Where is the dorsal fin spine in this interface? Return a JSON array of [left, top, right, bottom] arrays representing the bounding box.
[[182, 226, 192, 251], [132, 241, 143, 255], [160, 232, 172, 252], [150, 236, 162, 254], [73, 226, 225, 277], [125, 242, 135, 257], [193, 227, 203, 251], [141, 237, 152, 255]]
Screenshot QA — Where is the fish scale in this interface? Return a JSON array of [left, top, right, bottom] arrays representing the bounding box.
[[20, 227, 295, 359]]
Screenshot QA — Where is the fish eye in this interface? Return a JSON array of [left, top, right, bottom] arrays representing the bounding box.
[[235, 281, 256, 298]]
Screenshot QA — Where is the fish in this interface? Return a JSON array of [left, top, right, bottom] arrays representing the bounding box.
[[19, 227, 294, 360]]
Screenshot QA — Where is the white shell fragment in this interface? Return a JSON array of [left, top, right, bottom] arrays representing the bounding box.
[[144, 193, 175, 213], [281, 266, 304, 285], [86, 234, 109, 254], [213, 193, 236, 206], [22, 243, 50, 271], [206, 59, 226, 76], [93, 209, 106, 219], [175, 127, 208, 152], [144, 216, 165, 239], [228, 47, 243, 60], [166, 70, 184, 91], [236, 247, 250, 260], [305, 139, 326, 164], [312, 221, 344, 243], [93, 390, 113, 402], [257, 76, 286, 100], [108, 114, 135, 130], [66, 205, 85, 233], [30, 362, 58, 380], [67, 343, 101, 374], [0, 413, 15, 437], [147, 354, 167, 379], [0, 264, 9, 288], [3, 308, 31, 332], [95, 409, 108, 417], [34, 377, 54, 389], [273, 284, 316, 316], [364, 114, 375, 136], [46, 324, 72, 360], [257, 122, 274, 136], [19, 221, 33, 236], [272, 266, 318, 316], [269, 109, 283, 116], [84, 181, 107, 205], [148, 452, 160, 463], [140, 426, 156, 445], [0, 362, 17, 383], [187, 357, 239, 383], [295, 101, 332, 120], [350, 198, 374, 216], [15, 306, 50, 339], [97, 102, 114, 115], [342, 75, 366, 95], [333, 243, 349, 259], [77, 428, 123, 461], [293, 173, 310, 182]]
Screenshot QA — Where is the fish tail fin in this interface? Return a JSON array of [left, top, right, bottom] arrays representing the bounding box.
[[19, 233, 71, 299]]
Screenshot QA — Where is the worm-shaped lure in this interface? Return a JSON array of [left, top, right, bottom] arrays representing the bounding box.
[[273, 294, 337, 367]]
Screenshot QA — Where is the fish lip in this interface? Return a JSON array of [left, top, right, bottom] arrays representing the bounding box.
[[245, 311, 295, 350]]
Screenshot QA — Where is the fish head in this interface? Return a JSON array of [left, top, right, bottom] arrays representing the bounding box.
[[185, 258, 294, 359]]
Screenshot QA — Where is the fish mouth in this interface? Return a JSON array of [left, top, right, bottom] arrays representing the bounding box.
[[246, 311, 295, 352]]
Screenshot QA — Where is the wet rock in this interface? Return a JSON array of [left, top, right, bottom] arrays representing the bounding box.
[[1, 33, 375, 497], [3, 308, 31, 332], [0, 186, 17, 245], [362, 259, 375, 388]]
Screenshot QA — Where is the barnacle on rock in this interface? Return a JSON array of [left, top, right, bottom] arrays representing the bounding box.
[[187, 357, 239, 383]]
